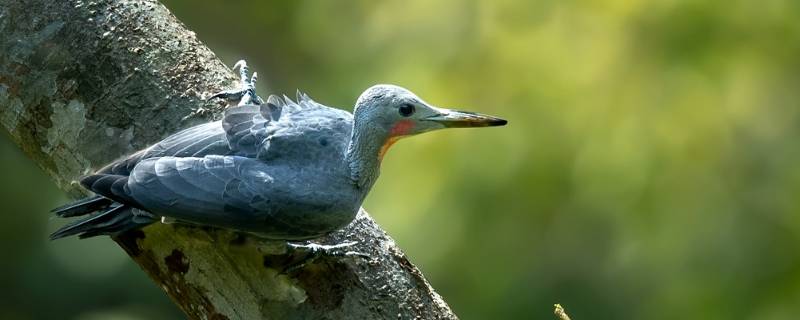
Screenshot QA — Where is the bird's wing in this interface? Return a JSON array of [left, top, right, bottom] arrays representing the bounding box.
[[221, 101, 279, 158], [222, 92, 354, 163], [126, 154, 349, 238], [126, 155, 271, 223], [98, 121, 230, 175]]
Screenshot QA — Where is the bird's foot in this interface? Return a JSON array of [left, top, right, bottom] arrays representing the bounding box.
[[160, 216, 177, 224], [281, 241, 369, 274], [207, 59, 264, 106], [180, 106, 213, 121]]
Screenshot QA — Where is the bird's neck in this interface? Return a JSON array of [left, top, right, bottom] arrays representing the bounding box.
[[345, 122, 391, 191]]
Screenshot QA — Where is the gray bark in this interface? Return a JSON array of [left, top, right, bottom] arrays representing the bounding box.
[[0, 0, 457, 319]]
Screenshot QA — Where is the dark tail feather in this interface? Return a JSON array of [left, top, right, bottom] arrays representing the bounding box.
[[50, 205, 156, 240], [51, 195, 113, 217]]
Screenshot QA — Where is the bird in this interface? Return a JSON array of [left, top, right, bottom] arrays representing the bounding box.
[[50, 60, 507, 243]]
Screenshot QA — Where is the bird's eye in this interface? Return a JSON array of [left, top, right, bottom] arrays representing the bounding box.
[[399, 103, 415, 117]]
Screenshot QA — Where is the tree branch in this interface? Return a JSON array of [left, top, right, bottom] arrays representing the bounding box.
[[554, 304, 572, 320], [0, 0, 457, 319]]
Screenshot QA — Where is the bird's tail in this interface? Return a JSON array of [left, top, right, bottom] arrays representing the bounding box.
[[51, 195, 113, 217], [50, 200, 156, 240]]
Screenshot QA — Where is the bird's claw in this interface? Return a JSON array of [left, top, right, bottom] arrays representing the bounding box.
[[280, 241, 369, 273], [207, 59, 264, 106]]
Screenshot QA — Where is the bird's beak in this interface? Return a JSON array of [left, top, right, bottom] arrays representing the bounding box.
[[424, 108, 508, 128]]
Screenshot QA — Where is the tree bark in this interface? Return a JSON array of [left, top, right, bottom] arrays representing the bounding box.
[[0, 1, 457, 319]]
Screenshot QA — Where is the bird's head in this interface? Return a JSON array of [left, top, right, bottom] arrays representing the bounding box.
[[353, 84, 507, 159]]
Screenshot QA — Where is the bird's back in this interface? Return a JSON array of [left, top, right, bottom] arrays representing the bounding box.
[[100, 92, 354, 176]]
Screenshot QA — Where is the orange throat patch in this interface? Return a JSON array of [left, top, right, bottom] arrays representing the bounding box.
[[378, 136, 401, 161], [378, 120, 415, 161]]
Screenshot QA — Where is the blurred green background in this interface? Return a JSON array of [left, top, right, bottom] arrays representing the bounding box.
[[4, 0, 800, 319]]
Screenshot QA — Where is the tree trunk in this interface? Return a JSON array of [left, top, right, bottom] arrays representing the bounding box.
[[0, 0, 457, 319]]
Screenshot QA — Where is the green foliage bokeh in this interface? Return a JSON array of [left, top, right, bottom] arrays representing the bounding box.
[[3, 1, 800, 319]]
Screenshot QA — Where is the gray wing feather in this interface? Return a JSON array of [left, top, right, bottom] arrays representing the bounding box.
[[222, 103, 275, 157], [221, 93, 353, 162], [148, 122, 233, 158], [129, 156, 268, 225], [98, 122, 229, 175]]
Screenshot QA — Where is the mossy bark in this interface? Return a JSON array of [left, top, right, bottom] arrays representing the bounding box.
[[0, 0, 457, 319]]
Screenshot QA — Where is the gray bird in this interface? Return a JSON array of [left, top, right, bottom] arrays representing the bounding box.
[[50, 61, 506, 243]]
